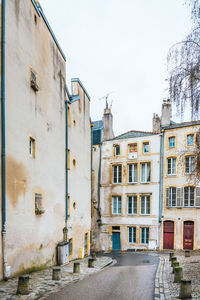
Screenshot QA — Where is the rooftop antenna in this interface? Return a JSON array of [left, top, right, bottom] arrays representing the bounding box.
[[99, 92, 114, 109]]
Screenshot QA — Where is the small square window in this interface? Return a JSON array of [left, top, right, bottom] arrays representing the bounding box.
[[168, 137, 175, 148], [29, 137, 35, 158], [35, 193, 45, 215], [187, 134, 194, 146], [143, 142, 149, 153], [114, 145, 120, 156]]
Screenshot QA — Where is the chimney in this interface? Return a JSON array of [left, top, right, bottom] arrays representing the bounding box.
[[102, 107, 114, 141], [152, 113, 161, 134], [161, 99, 171, 126]]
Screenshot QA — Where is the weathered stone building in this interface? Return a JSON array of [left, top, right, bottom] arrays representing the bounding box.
[[0, 0, 91, 279]]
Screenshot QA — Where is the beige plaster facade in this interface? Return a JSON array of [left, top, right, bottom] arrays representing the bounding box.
[[162, 122, 200, 250], [92, 122, 161, 251], [67, 79, 91, 260]]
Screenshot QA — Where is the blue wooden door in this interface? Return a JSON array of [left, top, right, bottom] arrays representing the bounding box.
[[112, 232, 120, 251]]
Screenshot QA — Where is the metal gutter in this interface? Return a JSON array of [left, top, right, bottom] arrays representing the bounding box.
[[31, 0, 66, 61], [1, 0, 7, 280], [71, 78, 91, 101], [161, 121, 200, 131]]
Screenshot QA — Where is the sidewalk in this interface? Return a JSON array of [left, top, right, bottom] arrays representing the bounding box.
[[0, 256, 113, 300], [154, 251, 200, 299]]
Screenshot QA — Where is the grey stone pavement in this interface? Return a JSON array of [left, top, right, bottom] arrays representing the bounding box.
[[0, 256, 112, 300], [154, 251, 200, 300]]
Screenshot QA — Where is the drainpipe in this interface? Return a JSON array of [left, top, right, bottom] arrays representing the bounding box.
[[1, 0, 7, 280], [159, 130, 164, 223], [97, 128, 102, 213], [91, 122, 93, 203], [65, 100, 69, 221]]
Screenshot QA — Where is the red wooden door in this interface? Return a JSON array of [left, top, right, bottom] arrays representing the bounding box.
[[163, 221, 174, 249], [183, 221, 194, 250]]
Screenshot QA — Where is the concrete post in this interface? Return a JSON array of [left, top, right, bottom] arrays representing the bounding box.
[[169, 252, 174, 261], [185, 250, 190, 258], [91, 252, 97, 261], [52, 267, 61, 280], [174, 266, 183, 283], [88, 258, 94, 268], [171, 256, 177, 267], [73, 262, 80, 273], [172, 261, 179, 273], [179, 279, 192, 299], [17, 275, 30, 295]]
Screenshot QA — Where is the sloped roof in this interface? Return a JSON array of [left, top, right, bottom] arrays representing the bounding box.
[[163, 120, 200, 130], [112, 130, 156, 141]]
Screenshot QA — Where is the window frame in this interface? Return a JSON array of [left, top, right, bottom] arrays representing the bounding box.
[[140, 162, 151, 183], [142, 141, 150, 154], [29, 136, 36, 158], [127, 195, 137, 215], [186, 133, 195, 146], [185, 155, 195, 175], [184, 186, 195, 207], [112, 164, 122, 184], [140, 227, 149, 245], [168, 136, 176, 148], [167, 157, 177, 176], [140, 195, 151, 215], [168, 187, 177, 207], [114, 144, 120, 157], [112, 195, 122, 215], [127, 143, 138, 160], [127, 163, 138, 183], [128, 227, 137, 244]]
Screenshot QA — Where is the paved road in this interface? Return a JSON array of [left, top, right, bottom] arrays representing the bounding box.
[[43, 252, 159, 300]]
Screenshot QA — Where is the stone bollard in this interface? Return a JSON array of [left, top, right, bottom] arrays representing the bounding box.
[[179, 279, 192, 299], [91, 252, 97, 261], [171, 256, 177, 267], [169, 252, 174, 261], [73, 262, 80, 273], [88, 258, 94, 268], [52, 267, 61, 280], [185, 250, 190, 258], [17, 275, 30, 295], [172, 261, 179, 273], [174, 266, 183, 283]]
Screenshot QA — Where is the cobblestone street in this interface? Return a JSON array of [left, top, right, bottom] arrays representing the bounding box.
[[155, 251, 200, 299], [0, 256, 112, 300]]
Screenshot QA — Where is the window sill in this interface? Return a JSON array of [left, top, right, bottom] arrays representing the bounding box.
[[35, 208, 45, 215]]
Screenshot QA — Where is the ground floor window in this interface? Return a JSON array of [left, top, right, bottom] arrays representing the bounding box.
[[140, 227, 149, 244], [128, 227, 136, 244]]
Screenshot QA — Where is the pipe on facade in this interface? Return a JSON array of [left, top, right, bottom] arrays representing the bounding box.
[[1, 0, 7, 280], [97, 129, 102, 213], [91, 122, 93, 204], [159, 131, 164, 222], [65, 100, 69, 221]]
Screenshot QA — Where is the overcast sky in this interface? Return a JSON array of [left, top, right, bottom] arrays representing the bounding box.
[[39, 0, 192, 135]]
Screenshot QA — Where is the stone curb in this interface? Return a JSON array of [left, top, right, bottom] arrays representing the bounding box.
[[154, 256, 172, 300]]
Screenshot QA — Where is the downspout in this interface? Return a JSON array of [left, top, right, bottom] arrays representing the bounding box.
[[159, 130, 164, 223], [1, 0, 7, 279], [91, 122, 93, 203], [97, 128, 102, 213], [65, 100, 69, 221]]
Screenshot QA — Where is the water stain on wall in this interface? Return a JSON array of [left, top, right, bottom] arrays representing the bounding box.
[[6, 156, 28, 208]]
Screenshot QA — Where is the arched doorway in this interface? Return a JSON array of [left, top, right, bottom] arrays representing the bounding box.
[[163, 221, 174, 249], [183, 221, 194, 250]]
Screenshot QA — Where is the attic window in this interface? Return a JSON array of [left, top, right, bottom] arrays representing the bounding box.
[[30, 69, 39, 92]]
